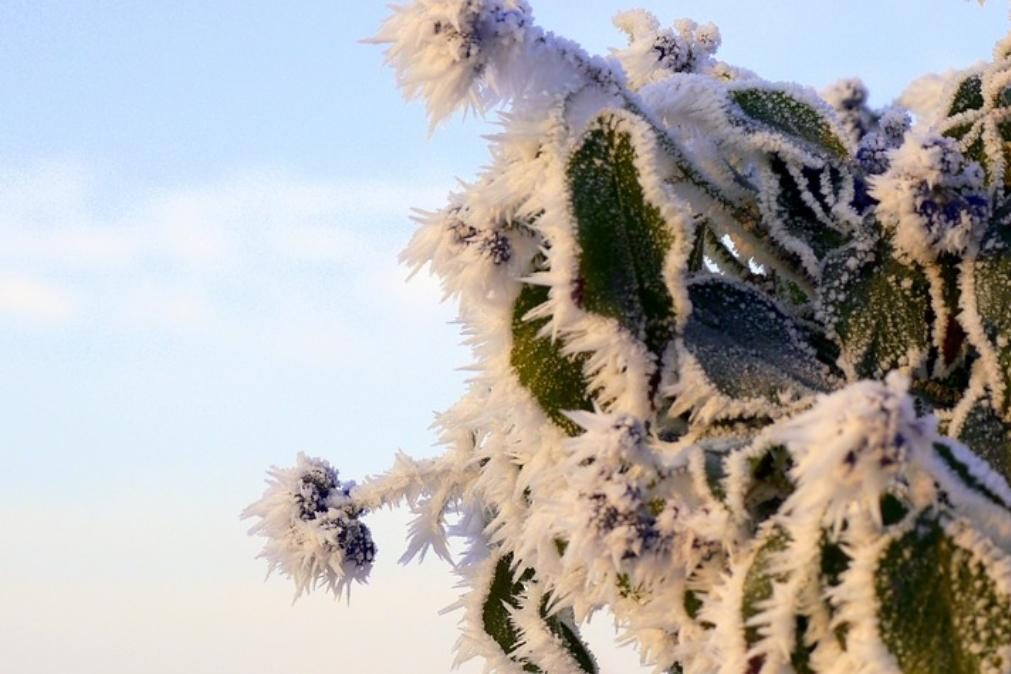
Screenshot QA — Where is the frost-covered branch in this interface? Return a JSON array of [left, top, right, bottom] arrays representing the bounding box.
[[246, 2, 1011, 672]]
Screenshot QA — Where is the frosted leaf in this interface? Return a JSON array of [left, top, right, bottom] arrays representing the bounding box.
[[755, 374, 930, 530], [727, 84, 851, 160], [481, 554, 536, 668], [819, 238, 931, 380], [932, 441, 1011, 513], [450, 551, 535, 673], [510, 282, 594, 436], [497, 573, 601, 674], [568, 112, 678, 361], [692, 437, 751, 503], [934, 47, 1011, 192], [738, 526, 815, 673], [740, 526, 789, 647], [875, 514, 1011, 674], [741, 445, 796, 524], [964, 222, 1011, 418], [953, 395, 1011, 485], [764, 156, 849, 260], [680, 276, 838, 407], [243, 453, 376, 599], [465, 553, 599, 674]]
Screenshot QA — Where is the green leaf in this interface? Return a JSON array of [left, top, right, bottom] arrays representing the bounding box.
[[876, 514, 1011, 674], [482, 554, 597, 674], [684, 589, 704, 620], [568, 113, 677, 359], [740, 527, 814, 673], [953, 398, 1011, 486], [820, 539, 851, 646], [938, 69, 1011, 187], [742, 527, 790, 646], [968, 225, 1011, 419], [684, 277, 837, 402], [539, 596, 598, 673], [744, 445, 795, 524], [948, 74, 984, 117], [483, 554, 540, 672], [728, 87, 849, 160], [768, 156, 847, 260], [933, 442, 1010, 510], [821, 239, 931, 379], [511, 283, 594, 436], [703, 445, 731, 502]]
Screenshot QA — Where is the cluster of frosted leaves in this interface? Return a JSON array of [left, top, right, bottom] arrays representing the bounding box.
[[246, 2, 1011, 672]]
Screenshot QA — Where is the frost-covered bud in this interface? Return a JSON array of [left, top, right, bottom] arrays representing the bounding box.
[[822, 77, 875, 143], [403, 194, 538, 305], [244, 453, 376, 598], [693, 22, 721, 55], [449, 216, 514, 265], [824, 78, 868, 111], [855, 107, 910, 176], [587, 485, 659, 561], [776, 374, 932, 529], [824, 78, 865, 109], [561, 413, 667, 566], [612, 10, 721, 89], [872, 132, 990, 263], [371, 0, 532, 125], [568, 412, 652, 471]]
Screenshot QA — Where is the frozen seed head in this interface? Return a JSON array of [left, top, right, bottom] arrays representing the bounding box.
[[823, 78, 868, 111], [822, 77, 875, 143], [780, 374, 932, 529], [872, 132, 989, 263], [855, 107, 911, 176], [561, 412, 669, 567], [566, 411, 651, 471], [450, 215, 513, 264], [244, 453, 376, 599], [370, 0, 532, 126], [612, 10, 721, 89]]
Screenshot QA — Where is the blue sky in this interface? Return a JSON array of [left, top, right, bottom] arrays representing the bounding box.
[[1, 2, 1008, 673]]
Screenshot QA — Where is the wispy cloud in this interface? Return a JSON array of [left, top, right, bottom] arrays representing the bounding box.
[[0, 274, 78, 324], [0, 161, 456, 361]]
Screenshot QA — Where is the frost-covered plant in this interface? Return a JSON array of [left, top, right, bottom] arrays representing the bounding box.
[[245, 3, 1011, 672]]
